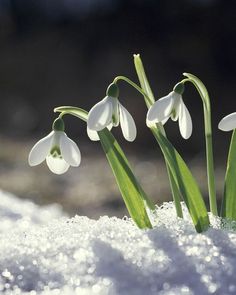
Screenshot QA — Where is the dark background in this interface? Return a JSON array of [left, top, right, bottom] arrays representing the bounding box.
[[0, 0, 235, 217]]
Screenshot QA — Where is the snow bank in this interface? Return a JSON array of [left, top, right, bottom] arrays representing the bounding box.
[[0, 190, 236, 295]]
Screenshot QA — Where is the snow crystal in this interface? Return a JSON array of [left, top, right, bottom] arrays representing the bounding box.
[[1, 191, 236, 294]]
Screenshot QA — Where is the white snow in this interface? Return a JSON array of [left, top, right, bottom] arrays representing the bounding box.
[[0, 190, 236, 295]]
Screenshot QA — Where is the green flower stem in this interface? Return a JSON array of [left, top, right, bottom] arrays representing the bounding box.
[[166, 164, 183, 218], [113, 75, 183, 218], [113, 76, 152, 105], [182, 74, 218, 216], [221, 129, 236, 219], [150, 125, 209, 233]]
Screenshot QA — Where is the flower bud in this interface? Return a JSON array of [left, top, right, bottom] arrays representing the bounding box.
[[106, 83, 119, 98]]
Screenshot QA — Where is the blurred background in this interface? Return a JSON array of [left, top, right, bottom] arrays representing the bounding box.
[[0, 0, 236, 218]]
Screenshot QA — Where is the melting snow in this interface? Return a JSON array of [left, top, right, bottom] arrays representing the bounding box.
[[0, 190, 236, 295]]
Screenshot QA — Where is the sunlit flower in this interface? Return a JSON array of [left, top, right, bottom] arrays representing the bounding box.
[[218, 112, 236, 131], [28, 118, 81, 174], [146, 87, 192, 139], [87, 83, 137, 142]]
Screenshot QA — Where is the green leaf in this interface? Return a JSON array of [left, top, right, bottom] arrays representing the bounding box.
[[134, 60, 209, 230], [133, 54, 155, 107], [134, 54, 184, 218], [221, 129, 236, 219], [151, 127, 210, 232], [54, 106, 154, 229], [98, 129, 154, 228]]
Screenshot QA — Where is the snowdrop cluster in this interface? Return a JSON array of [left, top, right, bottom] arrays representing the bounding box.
[[28, 81, 235, 175], [26, 54, 236, 233]]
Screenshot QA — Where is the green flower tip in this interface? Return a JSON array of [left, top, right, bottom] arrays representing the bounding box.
[[106, 83, 119, 98], [173, 82, 185, 95], [53, 117, 65, 131]]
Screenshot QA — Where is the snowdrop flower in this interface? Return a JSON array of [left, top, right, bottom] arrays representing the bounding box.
[[218, 112, 236, 131], [146, 83, 192, 139], [87, 83, 137, 142], [28, 118, 81, 174]]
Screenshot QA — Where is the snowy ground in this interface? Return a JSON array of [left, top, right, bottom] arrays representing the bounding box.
[[1, 191, 236, 295]]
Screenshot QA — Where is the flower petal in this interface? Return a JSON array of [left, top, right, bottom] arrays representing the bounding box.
[[218, 113, 236, 131], [28, 131, 54, 166], [60, 133, 81, 166], [46, 156, 70, 174], [178, 100, 192, 139], [161, 116, 170, 125], [87, 127, 100, 141], [146, 92, 174, 123], [87, 123, 113, 141], [87, 96, 113, 131], [146, 117, 169, 128], [170, 93, 182, 122], [119, 103, 137, 142], [111, 97, 120, 127]]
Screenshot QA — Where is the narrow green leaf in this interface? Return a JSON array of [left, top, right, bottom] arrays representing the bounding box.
[[221, 129, 236, 219], [134, 57, 208, 229], [133, 54, 155, 107], [98, 129, 154, 228], [54, 106, 154, 229], [134, 54, 184, 218], [151, 126, 210, 232]]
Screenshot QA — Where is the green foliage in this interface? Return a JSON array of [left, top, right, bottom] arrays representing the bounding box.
[[221, 130, 236, 219], [134, 55, 209, 231], [53, 57, 225, 233], [151, 127, 210, 232], [134, 54, 184, 218], [54, 106, 154, 229]]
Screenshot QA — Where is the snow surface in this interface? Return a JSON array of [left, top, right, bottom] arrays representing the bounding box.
[[1, 190, 236, 295]]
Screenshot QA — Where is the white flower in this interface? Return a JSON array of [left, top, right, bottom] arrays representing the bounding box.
[[87, 96, 137, 142], [28, 130, 81, 174], [218, 112, 236, 131], [146, 91, 192, 139]]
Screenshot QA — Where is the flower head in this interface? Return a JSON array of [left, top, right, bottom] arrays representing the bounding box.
[[87, 83, 137, 142], [218, 112, 236, 132], [28, 118, 81, 174], [146, 85, 192, 139]]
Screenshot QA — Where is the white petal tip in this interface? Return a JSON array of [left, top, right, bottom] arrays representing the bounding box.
[[146, 93, 174, 123], [87, 127, 100, 141], [60, 134, 81, 167], [178, 101, 192, 140], [218, 113, 236, 132], [46, 156, 70, 175], [87, 97, 113, 131], [119, 103, 137, 142]]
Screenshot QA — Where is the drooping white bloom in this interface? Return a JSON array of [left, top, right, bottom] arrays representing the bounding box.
[[218, 113, 236, 131], [28, 130, 81, 175], [146, 91, 192, 139], [87, 88, 137, 142]]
